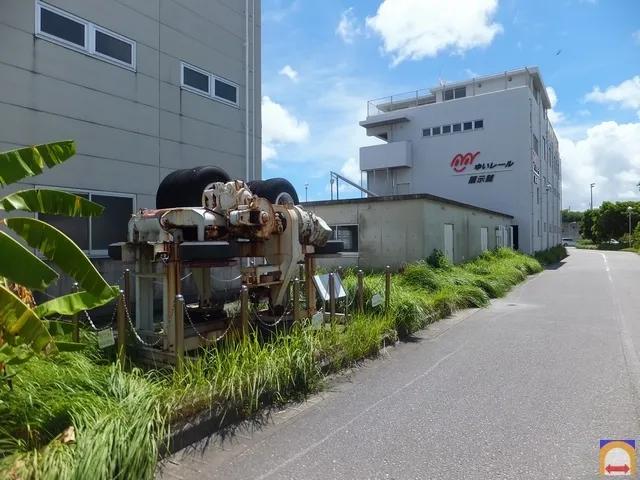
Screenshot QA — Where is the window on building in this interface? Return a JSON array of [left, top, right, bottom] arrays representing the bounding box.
[[180, 62, 239, 106], [93, 27, 134, 67], [432, 126, 441, 135], [533, 134, 539, 155], [37, 3, 86, 48], [452, 123, 462, 133], [36, 2, 136, 69], [331, 225, 358, 253], [474, 119, 484, 129], [422, 128, 431, 137], [442, 125, 452, 134], [182, 64, 210, 94], [443, 86, 467, 101], [37, 189, 135, 256], [463, 121, 473, 131]]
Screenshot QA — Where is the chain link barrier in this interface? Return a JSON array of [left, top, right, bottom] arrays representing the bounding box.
[[122, 297, 167, 347], [183, 303, 236, 344]]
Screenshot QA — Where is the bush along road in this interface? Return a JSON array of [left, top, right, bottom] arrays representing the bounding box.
[[0, 246, 567, 480]]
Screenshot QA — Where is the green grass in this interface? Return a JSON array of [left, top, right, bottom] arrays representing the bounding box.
[[0, 247, 550, 479]]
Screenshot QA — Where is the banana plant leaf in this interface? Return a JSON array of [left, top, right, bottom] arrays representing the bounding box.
[[34, 290, 119, 318], [0, 230, 59, 290], [0, 344, 34, 366], [43, 320, 74, 336], [5, 217, 117, 301], [0, 189, 104, 216], [0, 285, 56, 355], [0, 141, 75, 187]]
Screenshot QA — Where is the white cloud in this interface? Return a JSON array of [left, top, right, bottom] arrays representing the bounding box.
[[336, 7, 362, 44], [278, 65, 299, 82], [546, 86, 565, 124], [261, 96, 310, 162], [465, 68, 480, 78], [584, 76, 640, 111], [633, 30, 640, 45], [559, 121, 640, 210], [578, 109, 591, 117], [365, 0, 503, 66]]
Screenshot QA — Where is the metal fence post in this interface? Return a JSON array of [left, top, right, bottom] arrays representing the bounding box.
[[117, 289, 126, 370], [124, 268, 132, 320], [357, 270, 364, 314], [240, 285, 249, 335], [293, 278, 300, 324], [329, 272, 336, 323], [71, 283, 80, 343], [174, 295, 184, 373], [385, 266, 391, 312], [337, 265, 344, 279]]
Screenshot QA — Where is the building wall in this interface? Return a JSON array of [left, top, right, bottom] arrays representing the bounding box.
[[305, 197, 513, 271], [0, 0, 259, 309], [361, 69, 562, 255], [0, 0, 261, 222]]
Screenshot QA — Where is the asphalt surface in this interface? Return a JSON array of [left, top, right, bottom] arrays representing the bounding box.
[[159, 249, 640, 479]]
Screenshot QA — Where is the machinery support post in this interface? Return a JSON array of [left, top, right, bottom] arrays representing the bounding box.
[[293, 278, 301, 324], [240, 285, 249, 335]]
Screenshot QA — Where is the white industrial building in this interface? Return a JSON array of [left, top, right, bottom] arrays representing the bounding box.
[[357, 66, 562, 255]]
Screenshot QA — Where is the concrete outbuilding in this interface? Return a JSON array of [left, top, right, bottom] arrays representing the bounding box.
[[303, 194, 513, 270]]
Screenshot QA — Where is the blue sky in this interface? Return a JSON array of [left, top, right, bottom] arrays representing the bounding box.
[[260, 0, 640, 210]]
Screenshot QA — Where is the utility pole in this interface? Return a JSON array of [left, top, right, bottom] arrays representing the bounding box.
[[304, 182, 308, 202], [590, 183, 595, 210]]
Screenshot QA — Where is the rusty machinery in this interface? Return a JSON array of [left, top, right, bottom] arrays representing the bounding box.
[[108, 169, 344, 355]]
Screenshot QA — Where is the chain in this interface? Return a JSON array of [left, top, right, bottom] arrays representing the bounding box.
[[122, 298, 166, 347], [211, 274, 243, 282], [82, 310, 99, 331], [183, 304, 236, 343], [253, 299, 293, 327]]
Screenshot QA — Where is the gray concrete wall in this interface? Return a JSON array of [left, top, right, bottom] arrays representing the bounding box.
[[0, 0, 260, 314], [0, 0, 261, 200], [305, 198, 513, 271]]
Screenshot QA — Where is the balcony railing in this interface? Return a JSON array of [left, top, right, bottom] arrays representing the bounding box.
[[366, 89, 434, 117]]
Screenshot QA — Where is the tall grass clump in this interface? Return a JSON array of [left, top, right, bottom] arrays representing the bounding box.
[[170, 327, 324, 422], [0, 353, 170, 480]]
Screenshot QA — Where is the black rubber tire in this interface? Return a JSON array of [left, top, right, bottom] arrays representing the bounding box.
[[245, 180, 263, 195], [250, 178, 299, 205], [156, 166, 231, 209], [314, 240, 344, 254]]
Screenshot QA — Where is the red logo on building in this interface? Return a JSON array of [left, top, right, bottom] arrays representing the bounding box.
[[451, 152, 481, 173]]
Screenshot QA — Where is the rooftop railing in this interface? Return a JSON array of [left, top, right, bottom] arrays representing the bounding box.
[[366, 88, 434, 117]]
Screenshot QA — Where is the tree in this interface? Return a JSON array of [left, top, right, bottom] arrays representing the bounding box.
[[561, 209, 583, 224], [580, 209, 598, 242], [0, 141, 119, 376]]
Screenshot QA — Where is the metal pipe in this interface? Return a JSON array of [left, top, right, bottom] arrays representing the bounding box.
[[252, 0, 256, 181], [245, 0, 250, 181], [330, 171, 378, 197]]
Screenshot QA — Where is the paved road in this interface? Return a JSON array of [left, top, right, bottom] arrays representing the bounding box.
[[160, 249, 640, 479]]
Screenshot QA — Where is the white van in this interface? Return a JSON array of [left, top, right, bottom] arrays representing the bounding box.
[[562, 238, 576, 247]]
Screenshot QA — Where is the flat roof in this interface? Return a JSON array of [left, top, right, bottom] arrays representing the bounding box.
[[302, 193, 514, 219]]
